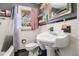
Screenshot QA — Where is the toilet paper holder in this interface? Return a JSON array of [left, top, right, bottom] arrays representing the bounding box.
[[22, 39, 26, 44]]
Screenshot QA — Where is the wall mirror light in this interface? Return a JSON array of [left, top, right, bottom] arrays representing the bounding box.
[[50, 3, 72, 19]]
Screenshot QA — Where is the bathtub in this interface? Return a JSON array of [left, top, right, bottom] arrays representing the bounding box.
[[0, 45, 14, 56]]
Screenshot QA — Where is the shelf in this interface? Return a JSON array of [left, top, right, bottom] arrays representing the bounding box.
[[21, 26, 32, 31]]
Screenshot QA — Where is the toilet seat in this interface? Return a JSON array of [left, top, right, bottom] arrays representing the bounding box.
[[25, 43, 39, 51], [25, 43, 39, 56]]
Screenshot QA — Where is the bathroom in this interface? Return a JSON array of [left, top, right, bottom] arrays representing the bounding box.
[[0, 3, 79, 56]]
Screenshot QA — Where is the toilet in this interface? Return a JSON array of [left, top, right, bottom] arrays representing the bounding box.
[[25, 43, 39, 56]]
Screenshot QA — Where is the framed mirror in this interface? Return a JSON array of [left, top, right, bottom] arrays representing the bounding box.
[[50, 3, 72, 19]]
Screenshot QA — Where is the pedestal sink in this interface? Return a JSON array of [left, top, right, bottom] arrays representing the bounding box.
[[37, 31, 69, 56]]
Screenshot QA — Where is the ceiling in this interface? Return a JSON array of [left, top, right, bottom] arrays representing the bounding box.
[[0, 3, 40, 10], [0, 3, 14, 10], [0, 3, 67, 10], [50, 3, 67, 9]]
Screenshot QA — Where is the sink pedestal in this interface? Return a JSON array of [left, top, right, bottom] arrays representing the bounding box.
[[46, 46, 55, 56]]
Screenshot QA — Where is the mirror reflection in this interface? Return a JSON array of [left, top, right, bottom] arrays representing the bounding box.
[[49, 3, 72, 19], [50, 3, 67, 16]]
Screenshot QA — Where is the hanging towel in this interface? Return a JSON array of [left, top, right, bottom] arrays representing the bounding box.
[[31, 8, 39, 30]]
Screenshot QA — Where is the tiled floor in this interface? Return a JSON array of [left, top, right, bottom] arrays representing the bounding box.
[[14, 48, 47, 56], [14, 49, 29, 56]]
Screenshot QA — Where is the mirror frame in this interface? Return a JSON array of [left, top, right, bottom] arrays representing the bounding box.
[[50, 3, 72, 20]]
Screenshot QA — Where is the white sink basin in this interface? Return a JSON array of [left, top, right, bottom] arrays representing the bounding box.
[[37, 32, 56, 46], [37, 31, 69, 56], [37, 31, 69, 48]]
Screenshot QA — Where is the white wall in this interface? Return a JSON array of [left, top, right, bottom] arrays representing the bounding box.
[[19, 29, 40, 49], [76, 3, 79, 55], [0, 17, 13, 52], [39, 19, 78, 56]]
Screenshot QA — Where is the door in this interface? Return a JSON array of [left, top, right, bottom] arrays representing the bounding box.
[[0, 17, 12, 52]]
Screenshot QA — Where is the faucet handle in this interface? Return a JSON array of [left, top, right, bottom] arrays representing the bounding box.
[[49, 27, 54, 31]]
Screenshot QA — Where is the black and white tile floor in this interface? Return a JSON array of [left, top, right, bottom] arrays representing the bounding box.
[[14, 48, 47, 56]]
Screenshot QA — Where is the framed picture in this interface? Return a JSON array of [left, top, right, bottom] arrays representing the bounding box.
[[0, 9, 11, 17]]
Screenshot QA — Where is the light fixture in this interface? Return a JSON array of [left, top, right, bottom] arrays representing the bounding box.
[[40, 3, 48, 9]]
